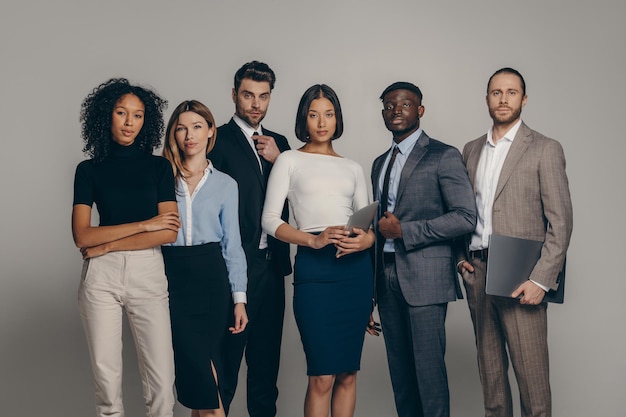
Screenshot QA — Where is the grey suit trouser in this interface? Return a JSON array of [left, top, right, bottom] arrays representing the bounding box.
[[463, 258, 551, 417], [378, 262, 449, 417]]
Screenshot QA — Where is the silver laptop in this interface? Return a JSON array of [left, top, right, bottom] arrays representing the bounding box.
[[485, 234, 565, 303]]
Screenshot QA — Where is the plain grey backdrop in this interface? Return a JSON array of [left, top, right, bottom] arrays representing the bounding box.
[[1, 1, 624, 416]]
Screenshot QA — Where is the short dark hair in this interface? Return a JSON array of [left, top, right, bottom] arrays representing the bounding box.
[[233, 61, 276, 91], [80, 78, 167, 162], [379, 81, 423, 102], [487, 67, 526, 96], [294, 84, 344, 142]]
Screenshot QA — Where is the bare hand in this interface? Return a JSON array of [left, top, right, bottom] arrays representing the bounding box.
[[458, 260, 475, 274], [229, 303, 249, 334], [379, 211, 402, 239], [335, 228, 375, 258], [512, 280, 546, 305], [254, 135, 281, 164], [310, 226, 349, 250], [80, 244, 109, 260], [366, 313, 381, 336], [141, 212, 181, 233]]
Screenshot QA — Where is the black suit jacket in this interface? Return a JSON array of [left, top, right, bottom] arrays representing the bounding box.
[[210, 118, 292, 277]]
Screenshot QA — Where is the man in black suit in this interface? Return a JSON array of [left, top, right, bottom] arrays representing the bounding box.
[[209, 61, 291, 417]]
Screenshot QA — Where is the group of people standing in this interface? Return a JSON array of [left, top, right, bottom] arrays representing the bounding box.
[[71, 60, 572, 417]]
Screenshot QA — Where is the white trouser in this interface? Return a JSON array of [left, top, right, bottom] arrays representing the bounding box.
[[78, 247, 175, 417]]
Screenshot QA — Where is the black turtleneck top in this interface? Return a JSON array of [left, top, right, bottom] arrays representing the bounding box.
[[73, 141, 176, 227]]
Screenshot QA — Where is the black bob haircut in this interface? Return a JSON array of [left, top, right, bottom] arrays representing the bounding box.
[[379, 81, 423, 102], [294, 84, 344, 142], [80, 78, 167, 162]]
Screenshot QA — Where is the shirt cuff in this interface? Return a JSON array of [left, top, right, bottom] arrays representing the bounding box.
[[456, 260, 465, 271], [232, 291, 247, 304], [530, 279, 549, 292]]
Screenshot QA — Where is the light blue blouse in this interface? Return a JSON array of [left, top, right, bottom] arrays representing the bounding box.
[[165, 161, 247, 303]]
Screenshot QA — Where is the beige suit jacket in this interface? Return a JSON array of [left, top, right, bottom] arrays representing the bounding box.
[[462, 122, 573, 290]]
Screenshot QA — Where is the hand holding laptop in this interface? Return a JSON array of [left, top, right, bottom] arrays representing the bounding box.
[[511, 280, 547, 305], [485, 234, 565, 304]]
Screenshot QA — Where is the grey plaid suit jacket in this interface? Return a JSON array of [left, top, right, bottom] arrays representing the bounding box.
[[461, 122, 573, 290], [372, 131, 477, 306]]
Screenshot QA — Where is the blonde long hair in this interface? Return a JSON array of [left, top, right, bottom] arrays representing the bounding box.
[[162, 100, 217, 183]]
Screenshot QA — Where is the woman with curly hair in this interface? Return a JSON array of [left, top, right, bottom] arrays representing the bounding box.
[[72, 78, 180, 417], [161, 100, 248, 417]]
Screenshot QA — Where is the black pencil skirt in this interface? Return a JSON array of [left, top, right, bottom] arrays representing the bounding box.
[[162, 242, 230, 410]]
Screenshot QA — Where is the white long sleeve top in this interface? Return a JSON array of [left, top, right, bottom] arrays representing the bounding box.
[[261, 150, 370, 236]]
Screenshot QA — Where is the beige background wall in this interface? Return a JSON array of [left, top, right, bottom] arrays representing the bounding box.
[[1, 1, 624, 415]]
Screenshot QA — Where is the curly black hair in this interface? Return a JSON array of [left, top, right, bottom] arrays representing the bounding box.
[[80, 78, 167, 162]]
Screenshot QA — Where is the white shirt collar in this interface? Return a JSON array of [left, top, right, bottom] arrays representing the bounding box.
[[486, 119, 522, 146], [233, 114, 263, 138]]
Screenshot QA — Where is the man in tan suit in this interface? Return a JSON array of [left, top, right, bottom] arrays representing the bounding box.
[[456, 68, 573, 417]]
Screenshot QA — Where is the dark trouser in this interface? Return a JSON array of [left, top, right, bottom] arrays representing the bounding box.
[[222, 249, 286, 417], [378, 261, 450, 417]]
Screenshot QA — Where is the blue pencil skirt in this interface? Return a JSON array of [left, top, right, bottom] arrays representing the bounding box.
[[293, 243, 373, 376]]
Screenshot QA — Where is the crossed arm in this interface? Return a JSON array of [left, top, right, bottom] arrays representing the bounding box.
[[72, 201, 181, 259]]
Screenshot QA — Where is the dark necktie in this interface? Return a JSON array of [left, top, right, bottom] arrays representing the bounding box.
[[253, 131, 270, 181], [380, 146, 400, 214]]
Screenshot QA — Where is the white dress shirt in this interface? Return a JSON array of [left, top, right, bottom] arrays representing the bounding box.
[[470, 120, 521, 251]]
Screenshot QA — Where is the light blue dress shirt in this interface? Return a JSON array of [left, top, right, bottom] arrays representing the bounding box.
[[378, 128, 422, 253], [165, 161, 247, 303]]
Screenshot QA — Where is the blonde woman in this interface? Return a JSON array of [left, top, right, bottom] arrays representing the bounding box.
[[162, 100, 248, 417]]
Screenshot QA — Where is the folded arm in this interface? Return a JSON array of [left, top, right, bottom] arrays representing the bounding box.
[[74, 201, 180, 259]]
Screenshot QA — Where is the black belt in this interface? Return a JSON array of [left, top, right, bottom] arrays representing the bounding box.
[[469, 248, 489, 261], [383, 252, 395, 264], [257, 248, 272, 261]]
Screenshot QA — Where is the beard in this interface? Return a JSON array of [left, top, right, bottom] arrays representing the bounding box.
[[238, 110, 265, 128], [384, 118, 419, 141], [234, 99, 267, 129], [489, 105, 522, 126]]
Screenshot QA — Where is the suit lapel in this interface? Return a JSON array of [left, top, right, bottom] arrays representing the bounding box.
[[396, 132, 428, 206], [372, 154, 386, 198], [494, 122, 533, 200], [464, 136, 485, 193], [227, 119, 265, 189]]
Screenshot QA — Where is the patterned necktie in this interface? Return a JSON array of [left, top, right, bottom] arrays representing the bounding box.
[[380, 146, 400, 214]]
